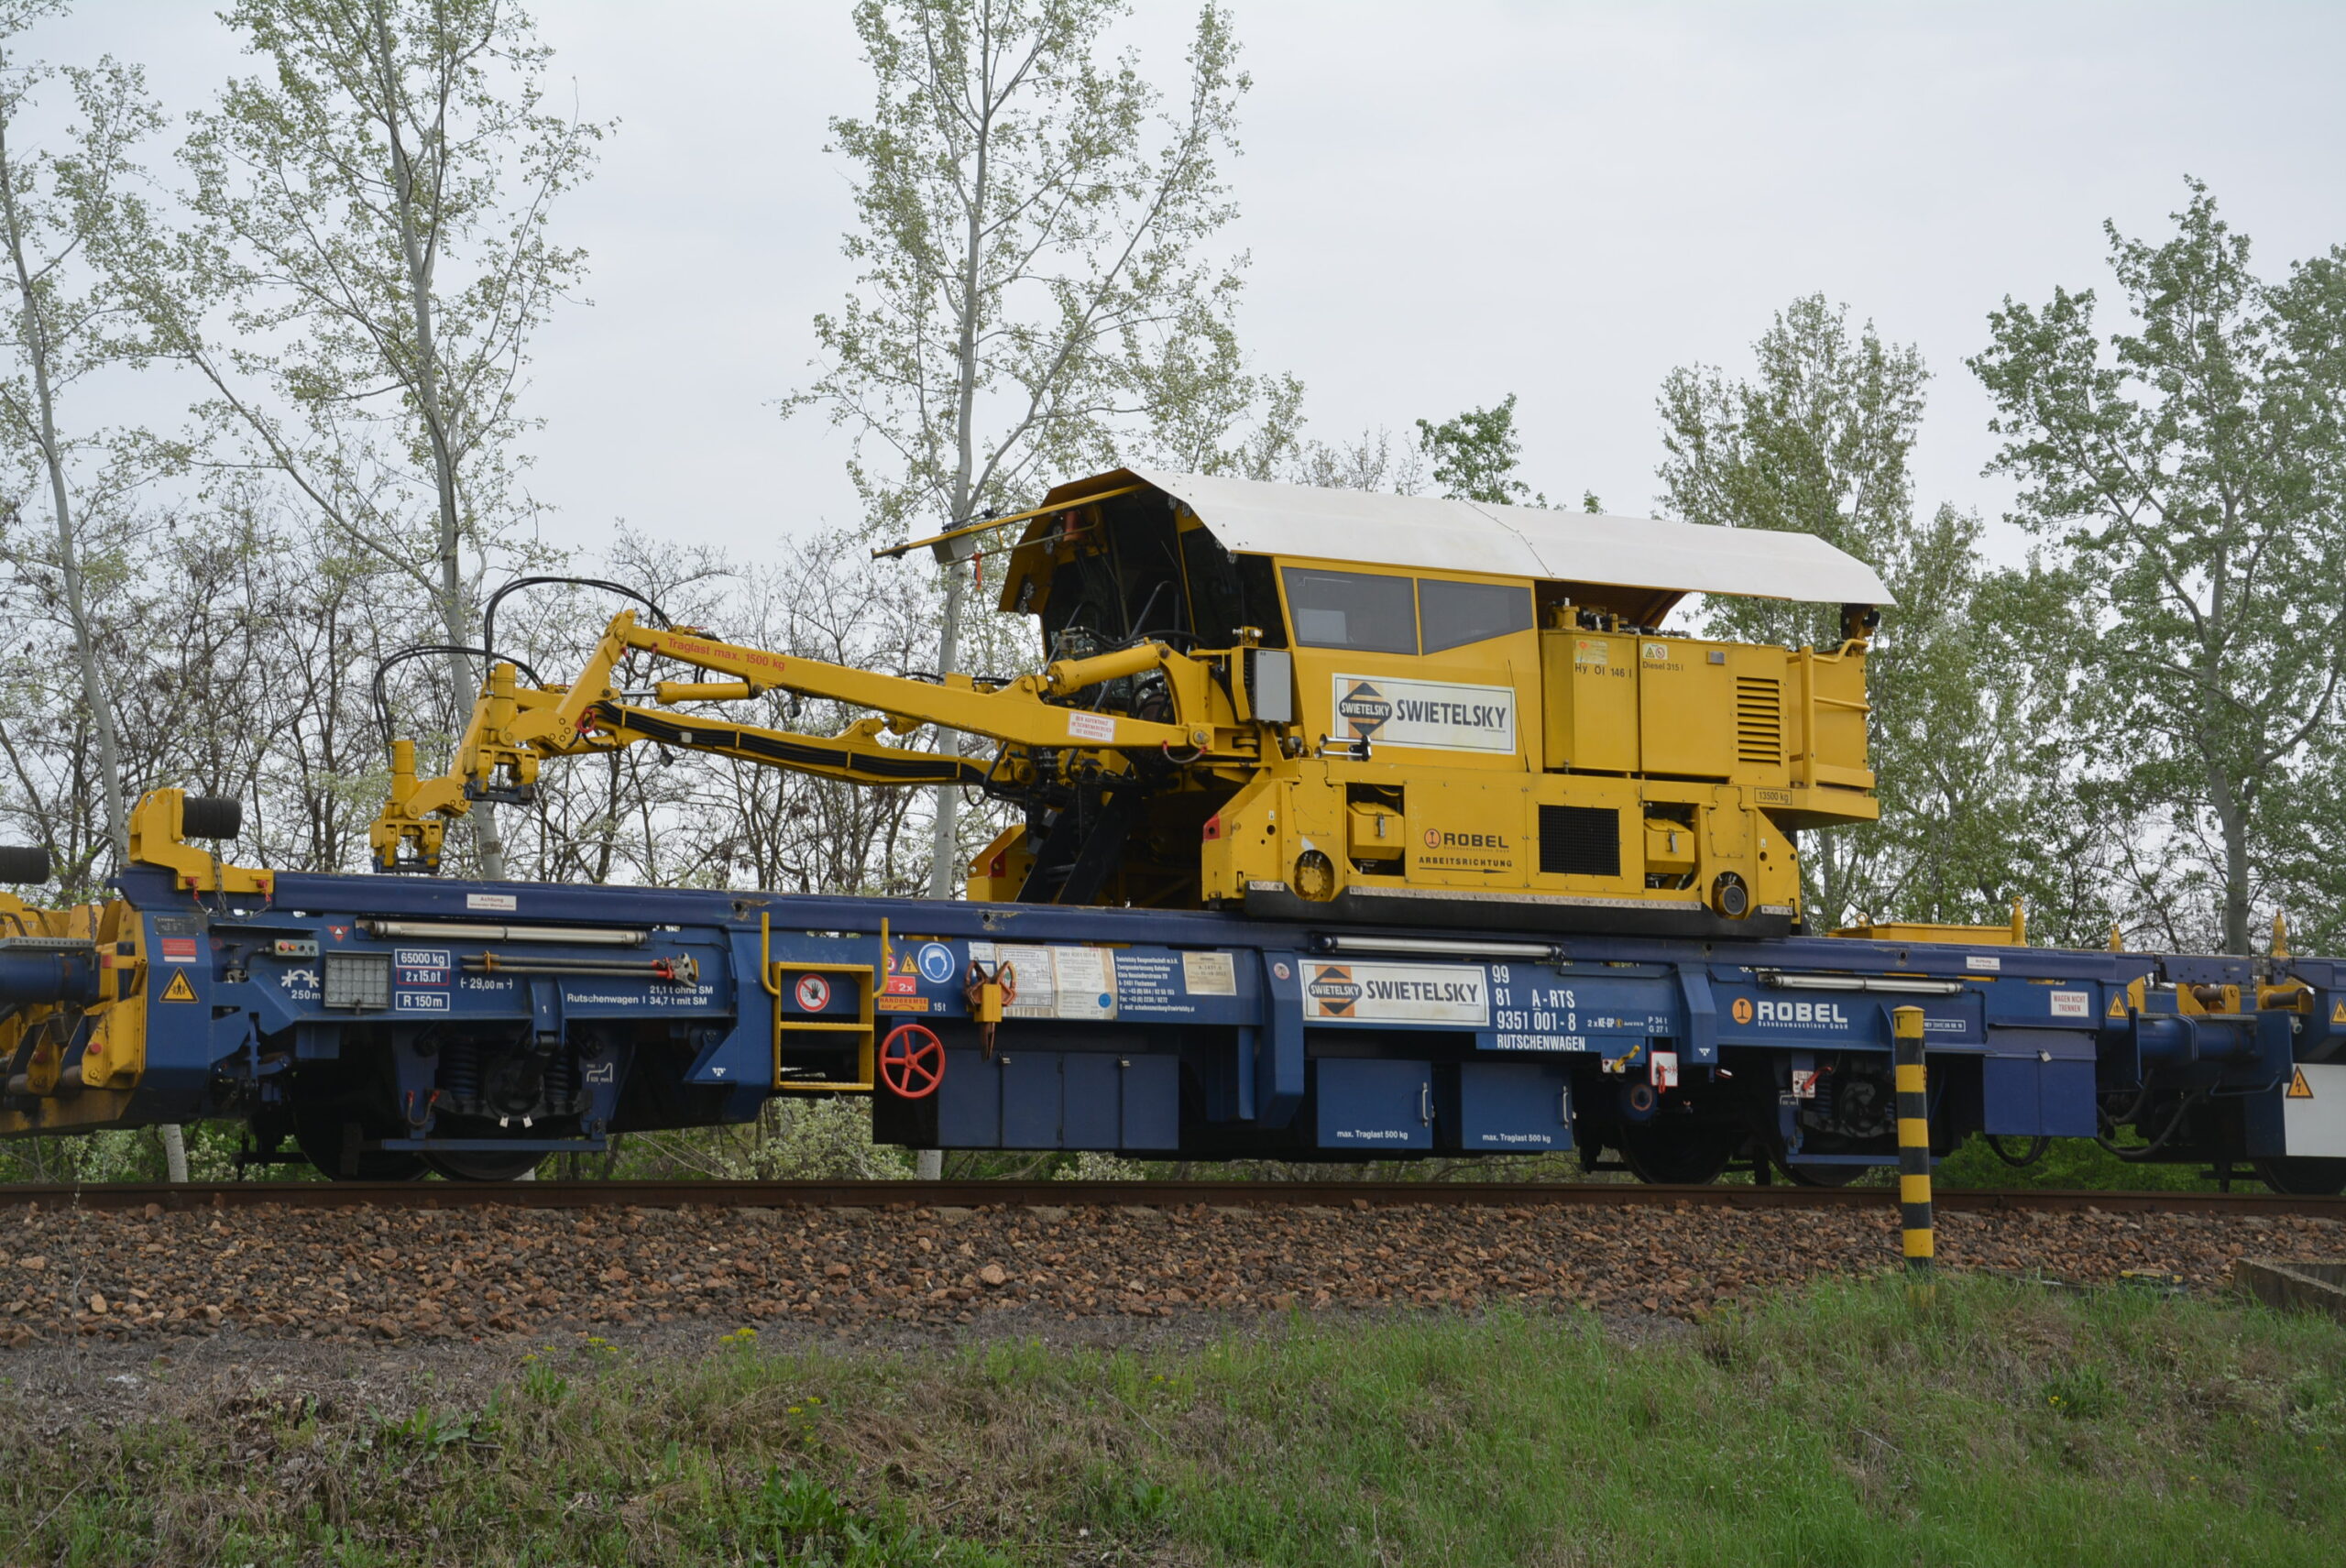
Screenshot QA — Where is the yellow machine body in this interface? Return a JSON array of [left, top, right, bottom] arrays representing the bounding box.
[[1184, 601, 1872, 935], [372, 469, 1891, 938]]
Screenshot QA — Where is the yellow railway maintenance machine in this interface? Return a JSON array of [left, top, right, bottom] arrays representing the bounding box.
[[18, 473, 2346, 1194], [374, 469, 1889, 939]]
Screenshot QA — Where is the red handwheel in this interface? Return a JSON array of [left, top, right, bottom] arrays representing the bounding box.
[[879, 1024, 946, 1099]]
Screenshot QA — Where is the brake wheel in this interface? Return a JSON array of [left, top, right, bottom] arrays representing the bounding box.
[[1615, 1122, 1741, 1185]]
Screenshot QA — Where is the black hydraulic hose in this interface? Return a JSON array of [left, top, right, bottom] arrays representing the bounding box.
[[2096, 1085, 2209, 1161], [1983, 1133, 2050, 1168], [900, 671, 1019, 687], [481, 576, 671, 662], [2096, 1079, 2156, 1135], [378, 576, 665, 758], [373, 644, 550, 754]]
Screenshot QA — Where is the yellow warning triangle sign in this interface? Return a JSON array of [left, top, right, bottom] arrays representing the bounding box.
[[2287, 1068, 2314, 1100], [2330, 999, 2346, 1025], [2108, 993, 2128, 1019], [159, 970, 197, 1003]]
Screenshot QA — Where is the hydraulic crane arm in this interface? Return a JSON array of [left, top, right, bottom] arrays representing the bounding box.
[[588, 704, 992, 787], [371, 609, 1246, 873]]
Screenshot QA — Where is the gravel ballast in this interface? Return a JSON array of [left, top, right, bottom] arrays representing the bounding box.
[[5, 1196, 2344, 1347]]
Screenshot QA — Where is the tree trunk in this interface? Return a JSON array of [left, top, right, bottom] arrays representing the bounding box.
[[372, 0, 506, 879], [0, 117, 127, 883], [2210, 767, 2252, 955], [926, 566, 967, 899], [919, 56, 994, 933]]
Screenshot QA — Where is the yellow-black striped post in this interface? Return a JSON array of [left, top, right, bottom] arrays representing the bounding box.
[[1892, 1004, 1935, 1304]]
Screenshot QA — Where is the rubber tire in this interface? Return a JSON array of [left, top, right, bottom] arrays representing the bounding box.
[[291, 1102, 426, 1182], [1615, 1123, 1740, 1185], [2253, 1157, 2346, 1197], [0, 844, 50, 883], [181, 795, 244, 839], [422, 1148, 545, 1182]]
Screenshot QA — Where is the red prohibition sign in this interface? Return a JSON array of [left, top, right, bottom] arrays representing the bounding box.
[[879, 1024, 946, 1099], [794, 973, 831, 1011]]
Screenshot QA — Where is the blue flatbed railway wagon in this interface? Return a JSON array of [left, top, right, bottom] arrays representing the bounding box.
[[7, 850, 2343, 1192]]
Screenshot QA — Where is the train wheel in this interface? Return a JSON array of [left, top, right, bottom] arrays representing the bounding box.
[[1615, 1123, 1740, 1185], [291, 1101, 425, 1182], [1761, 1126, 1872, 1186], [422, 1148, 546, 1182], [1776, 1160, 1867, 1188], [2253, 1157, 2346, 1197]]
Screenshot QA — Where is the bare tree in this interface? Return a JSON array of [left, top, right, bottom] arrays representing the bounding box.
[[0, 6, 194, 1179], [124, 0, 602, 877]]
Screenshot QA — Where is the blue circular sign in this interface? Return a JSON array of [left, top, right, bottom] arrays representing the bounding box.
[[916, 942, 957, 984]]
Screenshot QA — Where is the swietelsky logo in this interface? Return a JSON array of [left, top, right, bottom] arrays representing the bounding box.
[[1337, 680, 1390, 741]]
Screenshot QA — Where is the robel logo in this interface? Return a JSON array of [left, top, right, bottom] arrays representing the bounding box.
[[1423, 829, 1508, 850], [1734, 996, 1854, 1027]]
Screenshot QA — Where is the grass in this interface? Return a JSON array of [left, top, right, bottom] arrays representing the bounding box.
[[1933, 1130, 2240, 1191], [5, 1276, 2343, 1565]]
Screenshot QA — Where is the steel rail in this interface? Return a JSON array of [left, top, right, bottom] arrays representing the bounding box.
[[5, 1179, 2342, 1219]]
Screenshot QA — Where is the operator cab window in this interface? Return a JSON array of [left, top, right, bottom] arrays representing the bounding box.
[[1419, 578, 1533, 653], [1281, 566, 1418, 654]]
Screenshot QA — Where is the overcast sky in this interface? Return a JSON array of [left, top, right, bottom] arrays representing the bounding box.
[[47, 2, 2346, 570]]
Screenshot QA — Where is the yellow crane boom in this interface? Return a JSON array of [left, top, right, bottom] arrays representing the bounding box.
[[371, 609, 1257, 874]]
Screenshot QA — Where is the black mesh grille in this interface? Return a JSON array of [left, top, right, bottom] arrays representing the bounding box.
[[1539, 805, 1619, 877]]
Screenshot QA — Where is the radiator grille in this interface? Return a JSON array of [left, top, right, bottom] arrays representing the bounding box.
[[1538, 805, 1620, 878], [1735, 676, 1783, 764]]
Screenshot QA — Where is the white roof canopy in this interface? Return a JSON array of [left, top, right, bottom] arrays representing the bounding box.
[[1036, 468, 1894, 607]]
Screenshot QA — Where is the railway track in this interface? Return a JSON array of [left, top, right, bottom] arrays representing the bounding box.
[[6, 1178, 2341, 1218]]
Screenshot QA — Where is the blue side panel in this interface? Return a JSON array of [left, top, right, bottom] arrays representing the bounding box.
[[1458, 1060, 1573, 1151], [1982, 1030, 2101, 1137], [1981, 1057, 2043, 1135], [2043, 1060, 2097, 1136], [1120, 1055, 1180, 1150], [1315, 1058, 1431, 1152], [1061, 1054, 1120, 1148], [1001, 1053, 1060, 1149], [938, 1048, 1000, 1147]]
